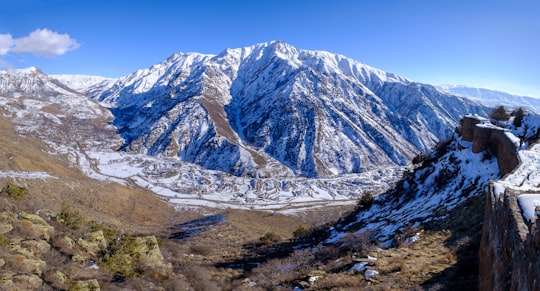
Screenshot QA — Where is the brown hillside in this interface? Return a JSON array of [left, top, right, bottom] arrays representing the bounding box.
[[0, 116, 175, 230]]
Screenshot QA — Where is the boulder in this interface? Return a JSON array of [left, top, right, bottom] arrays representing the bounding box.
[[7, 254, 46, 276], [9, 243, 34, 258], [0, 278, 16, 290], [0, 222, 13, 234], [36, 209, 56, 220], [20, 212, 48, 225], [135, 236, 172, 276], [71, 279, 101, 291], [44, 269, 69, 290], [12, 274, 43, 290], [20, 239, 51, 258], [14, 219, 54, 241], [77, 230, 108, 257], [53, 235, 80, 256]]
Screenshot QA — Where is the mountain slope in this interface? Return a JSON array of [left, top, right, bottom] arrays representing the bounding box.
[[0, 67, 121, 154], [0, 64, 401, 208], [89, 41, 490, 178], [328, 136, 499, 244]]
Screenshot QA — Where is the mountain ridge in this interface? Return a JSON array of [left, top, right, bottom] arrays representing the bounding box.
[[84, 41, 490, 178], [0, 41, 500, 207], [438, 84, 540, 113]]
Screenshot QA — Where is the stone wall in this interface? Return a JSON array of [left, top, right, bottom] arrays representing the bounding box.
[[489, 129, 520, 176], [461, 115, 482, 142], [461, 116, 539, 290], [462, 116, 519, 176], [479, 186, 540, 291]]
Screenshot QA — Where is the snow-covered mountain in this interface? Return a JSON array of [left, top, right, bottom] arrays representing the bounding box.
[[0, 42, 504, 209], [438, 85, 540, 113], [86, 41, 490, 178], [0, 67, 121, 155]]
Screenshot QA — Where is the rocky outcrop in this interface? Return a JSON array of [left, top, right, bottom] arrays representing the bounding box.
[[0, 201, 171, 290], [479, 187, 540, 291]]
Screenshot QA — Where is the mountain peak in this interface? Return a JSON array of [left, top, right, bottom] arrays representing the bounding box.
[[1, 66, 44, 76], [86, 42, 490, 178]]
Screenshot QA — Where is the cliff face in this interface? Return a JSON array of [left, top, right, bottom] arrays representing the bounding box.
[[479, 187, 540, 291]]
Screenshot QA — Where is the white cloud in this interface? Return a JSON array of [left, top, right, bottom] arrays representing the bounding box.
[[0, 34, 14, 55], [11, 28, 80, 56]]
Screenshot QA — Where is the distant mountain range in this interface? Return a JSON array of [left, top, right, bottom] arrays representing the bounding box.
[[438, 85, 540, 113]]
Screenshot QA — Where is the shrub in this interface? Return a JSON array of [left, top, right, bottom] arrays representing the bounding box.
[[512, 107, 526, 127], [89, 222, 117, 242], [189, 244, 213, 256], [491, 105, 509, 121], [412, 153, 428, 165], [259, 232, 280, 244], [180, 264, 221, 291], [43, 247, 69, 267], [339, 231, 371, 254], [358, 192, 374, 210], [293, 225, 309, 239], [2, 180, 29, 200], [100, 234, 142, 277], [57, 204, 86, 231], [250, 256, 300, 287], [0, 234, 7, 247]]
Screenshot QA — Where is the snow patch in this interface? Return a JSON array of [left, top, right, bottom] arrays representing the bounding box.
[[0, 171, 54, 179], [517, 194, 540, 221]]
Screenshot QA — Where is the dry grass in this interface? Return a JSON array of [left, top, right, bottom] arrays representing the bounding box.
[[0, 117, 175, 230], [314, 273, 367, 290], [371, 231, 457, 287]]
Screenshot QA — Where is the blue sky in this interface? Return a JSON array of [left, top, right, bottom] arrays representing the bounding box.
[[1, 0, 539, 97]]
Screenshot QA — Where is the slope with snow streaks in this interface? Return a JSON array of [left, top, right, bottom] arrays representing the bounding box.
[[329, 136, 500, 243], [0, 67, 121, 153], [91, 41, 490, 177]]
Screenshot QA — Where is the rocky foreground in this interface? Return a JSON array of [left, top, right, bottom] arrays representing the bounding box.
[[0, 183, 171, 290]]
